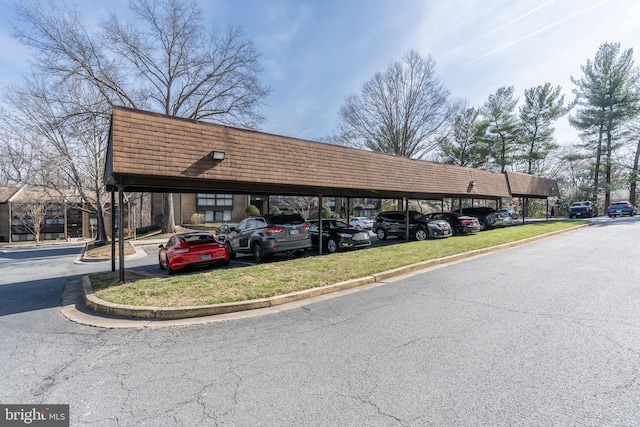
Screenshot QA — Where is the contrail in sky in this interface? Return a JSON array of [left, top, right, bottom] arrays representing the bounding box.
[[462, 0, 610, 66]]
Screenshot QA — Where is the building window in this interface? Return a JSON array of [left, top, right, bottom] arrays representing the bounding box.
[[204, 210, 232, 222], [197, 193, 233, 207]]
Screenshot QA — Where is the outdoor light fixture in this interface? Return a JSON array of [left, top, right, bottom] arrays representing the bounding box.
[[211, 151, 225, 161], [470, 180, 477, 187]]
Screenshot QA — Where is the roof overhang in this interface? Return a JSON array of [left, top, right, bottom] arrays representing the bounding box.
[[105, 106, 554, 201]]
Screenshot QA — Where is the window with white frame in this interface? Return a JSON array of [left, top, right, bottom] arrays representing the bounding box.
[[197, 193, 233, 207]]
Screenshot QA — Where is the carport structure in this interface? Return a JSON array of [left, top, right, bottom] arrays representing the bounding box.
[[105, 106, 557, 281]]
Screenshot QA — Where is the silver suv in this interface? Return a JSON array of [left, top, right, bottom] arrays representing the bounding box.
[[226, 214, 311, 262]]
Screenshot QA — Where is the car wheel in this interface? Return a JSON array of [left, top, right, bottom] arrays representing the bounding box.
[[479, 220, 488, 231], [293, 248, 306, 258], [414, 228, 428, 241], [327, 238, 338, 253], [166, 255, 175, 275], [376, 228, 387, 240], [158, 254, 166, 270], [252, 242, 265, 263], [226, 242, 236, 259]]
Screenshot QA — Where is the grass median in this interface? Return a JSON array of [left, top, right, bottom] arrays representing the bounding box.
[[90, 220, 586, 307]]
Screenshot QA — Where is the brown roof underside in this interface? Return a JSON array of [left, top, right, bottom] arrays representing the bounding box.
[[106, 106, 552, 200], [505, 172, 560, 198]]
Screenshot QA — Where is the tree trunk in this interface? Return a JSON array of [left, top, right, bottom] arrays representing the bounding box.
[[604, 129, 613, 210], [162, 193, 176, 234], [593, 127, 603, 202], [630, 139, 640, 206], [95, 203, 108, 241]]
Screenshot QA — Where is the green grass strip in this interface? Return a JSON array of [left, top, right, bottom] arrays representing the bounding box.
[[91, 220, 586, 307]]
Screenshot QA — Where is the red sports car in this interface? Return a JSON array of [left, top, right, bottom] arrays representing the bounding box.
[[158, 232, 230, 274]]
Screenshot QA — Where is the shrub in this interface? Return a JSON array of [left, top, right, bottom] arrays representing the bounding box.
[[245, 204, 260, 216], [135, 224, 161, 235], [269, 205, 280, 214], [191, 212, 205, 225]]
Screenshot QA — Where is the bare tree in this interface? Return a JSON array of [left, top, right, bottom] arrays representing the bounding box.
[[12, 187, 58, 243], [11, 0, 270, 233], [279, 196, 317, 220], [338, 50, 458, 159], [3, 73, 112, 241]]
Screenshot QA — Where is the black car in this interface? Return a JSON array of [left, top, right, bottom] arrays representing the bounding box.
[[424, 212, 481, 235], [373, 210, 452, 241], [459, 207, 505, 230], [308, 220, 371, 253], [569, 201, 598, 218]]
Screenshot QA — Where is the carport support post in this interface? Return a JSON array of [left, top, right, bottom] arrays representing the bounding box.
[[546, 198, 549, 221], [405, 198, 410, 241], [118, 185, 125, 283], [318, 195, 323, 255], [346, 198, 351, 222], [111, 190, 116, 273]]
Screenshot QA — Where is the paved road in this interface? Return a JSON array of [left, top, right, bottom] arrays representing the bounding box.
[[2, 217, 640, 425]]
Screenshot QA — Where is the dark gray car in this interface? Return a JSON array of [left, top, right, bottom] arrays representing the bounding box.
[[226, 214, 311, 262]]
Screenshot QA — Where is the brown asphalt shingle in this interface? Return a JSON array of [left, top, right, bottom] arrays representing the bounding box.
[[106, 106, 555, 200]]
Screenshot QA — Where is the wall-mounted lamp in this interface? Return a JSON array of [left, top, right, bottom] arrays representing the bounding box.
[[211, 151, 225, 161], [470, 180, 477, 187]]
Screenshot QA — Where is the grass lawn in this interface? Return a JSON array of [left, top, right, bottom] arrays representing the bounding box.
[[90, 220, 587, 307]]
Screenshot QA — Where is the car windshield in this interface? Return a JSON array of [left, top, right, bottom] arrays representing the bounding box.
[[409, 211, 426, 220]]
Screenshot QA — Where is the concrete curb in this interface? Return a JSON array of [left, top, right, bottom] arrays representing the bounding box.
[[77, 239, 158, 263], [80, 223, 590, 321]]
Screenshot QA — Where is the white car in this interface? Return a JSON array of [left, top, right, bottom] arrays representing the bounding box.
[[348, 216, 374, 230]]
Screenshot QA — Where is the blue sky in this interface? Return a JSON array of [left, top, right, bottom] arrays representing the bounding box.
[[1, 0, 639, 146]]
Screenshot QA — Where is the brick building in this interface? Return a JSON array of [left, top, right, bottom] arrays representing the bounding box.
[[0, 185, 94, 242]]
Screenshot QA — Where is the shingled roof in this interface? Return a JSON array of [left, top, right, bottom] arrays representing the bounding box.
[[105, 106, 557, 201]]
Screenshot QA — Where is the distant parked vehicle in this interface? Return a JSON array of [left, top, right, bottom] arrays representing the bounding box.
[[348, 216, 374, 230], [308, 219, 371, 253], [498, 207, 519, 220], [497, 210, 515, 226], [607, 201, 637, 217], [225, 214, 311, 262], [569, 201, 598, 218], [215, 223, 238, 241], [373, 210, 452, 241], [424, 212, 481, 235], [459, 207, 505, 230], [158, 232, 230, 275]]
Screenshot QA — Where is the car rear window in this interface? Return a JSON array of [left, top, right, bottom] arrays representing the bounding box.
[[269, 214, 306, 225], [182, 233, 214, 243]]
